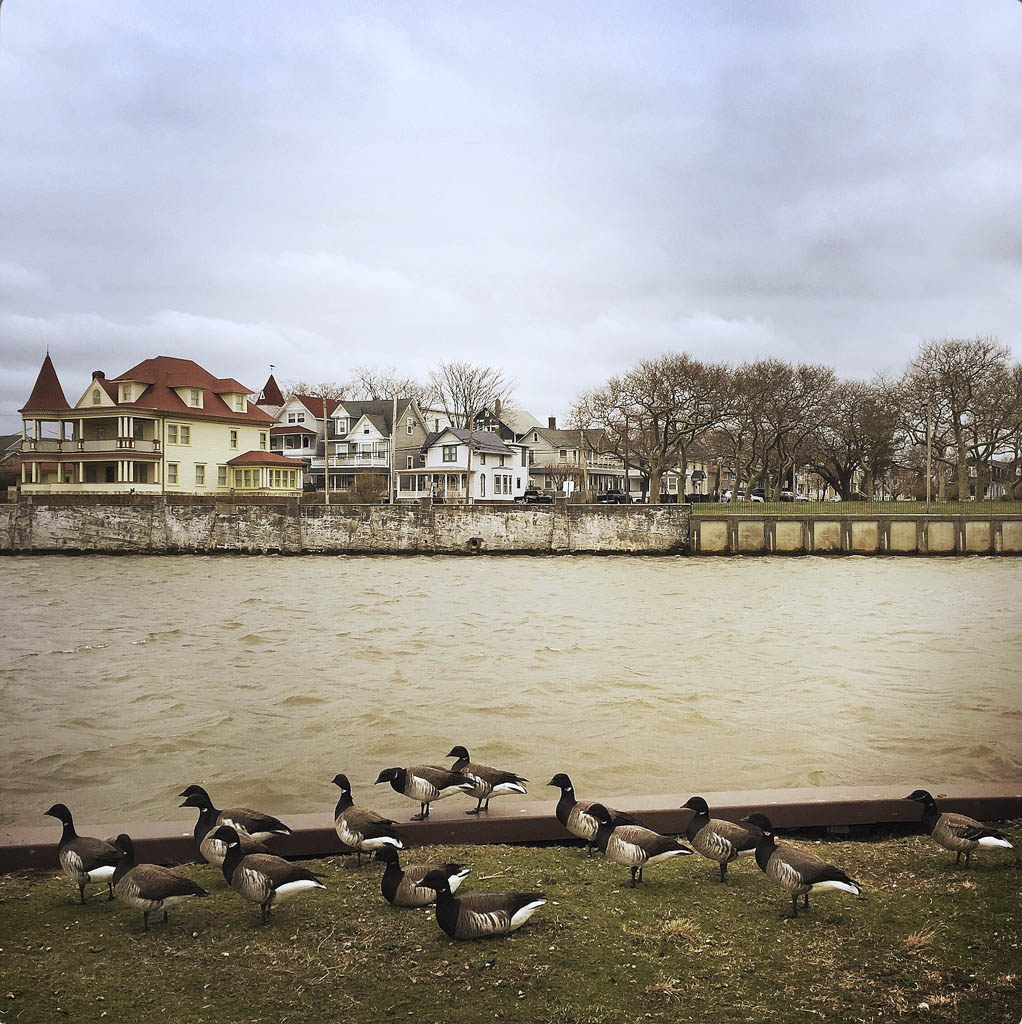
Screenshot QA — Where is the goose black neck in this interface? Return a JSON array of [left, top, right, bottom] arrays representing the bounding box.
[[389, 768, 408, 793], [450, 755, 469, 772], [58, 819, 77, 845], [754, 834, 776, 872], [112, 852, 134, 885], [192, 803, 219, 839], [334, 791, 353, 816], [220, 843, 245, 884], [919, 802, 940, 831], [554, 789, 574, 825]]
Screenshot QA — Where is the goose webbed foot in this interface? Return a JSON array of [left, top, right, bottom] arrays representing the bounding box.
[[465, 805, 482, 815]]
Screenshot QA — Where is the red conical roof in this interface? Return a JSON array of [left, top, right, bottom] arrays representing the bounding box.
[[20, 354, 71, 413], [259, 374, 285, 405]]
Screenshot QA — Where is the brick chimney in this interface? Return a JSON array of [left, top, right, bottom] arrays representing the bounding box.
[[92, 370, 105, 380], [548, 416, 557, 429], [494, 398, 502, 417]]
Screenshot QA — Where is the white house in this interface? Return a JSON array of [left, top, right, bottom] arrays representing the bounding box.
[[398, 428, 529, 502]]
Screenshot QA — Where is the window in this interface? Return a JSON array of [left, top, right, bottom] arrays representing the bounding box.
[[516, 476, 521, 489], [406, 417, 414, 435], [270, 436, 281, 450], [167, 424, 189, 445], [533, 432, 538, 442], [442, 445, 457, 463], [363, 426, 370, 435], [259, 432, 267, 450], [480, 474, 486, 497], [233, 395, 245, 412], [167, 424, 177, 444], [218, 465, 227, 487], [167, 462, 178, 484], [288, 412, 306, 424], [499, 455, 505, 467], [521, 448, 527, 467], [406, 455, 414, 469], [559, 449, 568, 460], [229, 429, 238, 449], [195, 464, 205, 486], [479, 453, 486, 466], [190, 388, 201, 407], [121, 384, 133, 402], [92, 389, 101, 405], [180, 425, 190, 445]]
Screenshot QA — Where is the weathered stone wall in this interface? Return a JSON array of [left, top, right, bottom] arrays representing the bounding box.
[[690, 515, 1022, 555], [0, 498, 691, 555]]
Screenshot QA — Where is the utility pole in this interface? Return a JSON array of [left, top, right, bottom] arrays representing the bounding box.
[[322, 395, 330, 506], [391, 395, 398, 505], [925, 398, 932, 513]]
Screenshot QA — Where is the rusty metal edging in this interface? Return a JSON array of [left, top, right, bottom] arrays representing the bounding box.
[[3, 783, 1018, 874]]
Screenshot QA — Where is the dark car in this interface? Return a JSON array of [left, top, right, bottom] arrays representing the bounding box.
[[596, 489, 630, 504], [779, 490, 796, 502], [518, 488, 554, 504]]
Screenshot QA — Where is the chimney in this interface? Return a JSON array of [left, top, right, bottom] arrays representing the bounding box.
[[92, 370, 105, 380], [548, 416, 557, 429], [494, 398, 502, 417]]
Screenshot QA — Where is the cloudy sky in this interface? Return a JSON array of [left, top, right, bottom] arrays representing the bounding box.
[[1, 1, 1020, 431]]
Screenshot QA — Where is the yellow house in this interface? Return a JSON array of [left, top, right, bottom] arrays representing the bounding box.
[[19, 355, 303, 495]]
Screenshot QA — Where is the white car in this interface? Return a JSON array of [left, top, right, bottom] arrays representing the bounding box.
[[722, 488, 746, 502]]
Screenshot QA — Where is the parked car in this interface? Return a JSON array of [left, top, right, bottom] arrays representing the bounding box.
[[779, 490, 796, 502], [722, 488, 746, 502], [750, 487, 765, 503], [518, 488, 554, 504], [794, 494, 810, 502], [596, 489, 630, 504]]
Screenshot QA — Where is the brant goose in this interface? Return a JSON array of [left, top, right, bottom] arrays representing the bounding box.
[[179, 785, 291, 865], [589, 803, 693, 887], [682, 796, 763, 882], [211, 825, 325, 924], [374, 765, 474, 820], [331, 773, 406, 866], [546, 773, 641, 857], [111, 834, 208, 932], [44, 803, 120, 904], [906, 789, 1013, 867], [447, 745, 528, 814], [418, 869, 546, 940], [374, 846, 471, 907], [741, 813, 861, 918]]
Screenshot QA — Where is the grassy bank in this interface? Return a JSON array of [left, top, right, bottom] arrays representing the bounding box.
[[1, 831, 1018, 1024]]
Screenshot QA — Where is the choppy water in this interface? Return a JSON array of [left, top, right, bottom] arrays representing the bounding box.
[[1, 555, 1020, 830]]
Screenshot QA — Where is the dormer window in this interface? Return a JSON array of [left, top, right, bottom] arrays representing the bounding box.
[[233, 395, 245, 412], [190, 388, 202, 407], [121, 384, 133, 402]]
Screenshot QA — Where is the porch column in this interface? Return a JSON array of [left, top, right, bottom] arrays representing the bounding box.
[[78, 461, 84, 483], [127, 461, 134, 483], [31, 462, 38, 483], [56, 460, 63, 483]]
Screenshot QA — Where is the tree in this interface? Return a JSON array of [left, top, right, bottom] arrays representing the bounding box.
[[337, 473, 388, 504], [280, 379, 347, 402], [346, 366, 433, 408], [904, 338, 1014, 500], [428, 362, 515, 429]]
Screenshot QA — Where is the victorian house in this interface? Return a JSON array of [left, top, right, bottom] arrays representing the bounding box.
[[18, 355, 303, 494], [400, 428, 529, 502]]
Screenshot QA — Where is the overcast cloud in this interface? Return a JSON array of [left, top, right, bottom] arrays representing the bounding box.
[[1, 1, 1020, 430]]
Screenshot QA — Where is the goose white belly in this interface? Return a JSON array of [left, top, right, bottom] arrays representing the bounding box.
[[270, 879, 325, 905], [977, 836, 1012, 849], [508, 899, 547, 931]]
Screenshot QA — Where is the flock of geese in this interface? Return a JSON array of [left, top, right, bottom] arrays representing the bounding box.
[[42, 747, 1014, 940]]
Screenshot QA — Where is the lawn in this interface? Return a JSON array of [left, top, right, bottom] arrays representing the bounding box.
[[1, 831, 1018, 1024]]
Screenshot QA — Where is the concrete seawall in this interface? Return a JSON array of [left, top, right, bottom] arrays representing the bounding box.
[[0, 497, 691, 555], [4, 784, 1018, 873], [690, 513, 1022, 555], [2, 498, 1021, 554]]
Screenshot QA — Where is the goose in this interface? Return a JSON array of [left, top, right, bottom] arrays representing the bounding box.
[[546, 773, 642, 857], [589, 803, 693, 887], [374, 765, 474, 820], [682, 796, 763, 882], [741, 813, 861, 918], [418, 869, 546, 940], [331, 773, 406, 866], [906, 789, 1013, 867], [110, 834, 208, 932], [374, 846, 471, 907], [447, 745, 528, 814], [44, 803, 121, 904], [211, 825, 325, 924], [179, 784, 291, 866]]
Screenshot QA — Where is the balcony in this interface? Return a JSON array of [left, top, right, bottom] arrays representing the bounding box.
[[328, 453, 391, 469], [25, 437, 162, 454]]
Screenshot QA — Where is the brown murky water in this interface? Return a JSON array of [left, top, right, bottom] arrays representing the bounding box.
[[1, 555, 1020, 830]]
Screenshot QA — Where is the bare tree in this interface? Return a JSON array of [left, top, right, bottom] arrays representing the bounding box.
[[905, 337, 1013, 500], [428, 362, 515, 428], [346, 366, 433, 408], [280, 379, 347, 402]]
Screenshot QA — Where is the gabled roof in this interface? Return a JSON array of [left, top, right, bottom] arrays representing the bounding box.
[[524, 425, 610, 450], [474, 407, 542, 436], [422, 427, 517, 456], [20, 354, 71, 413], [90, 357, 274, 424], [227, 451, 306, 467], [258, 374, 285, 406], [336, 398, 416, 434], [270, 424, 316, 436], [292, 395, 343, 418]]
